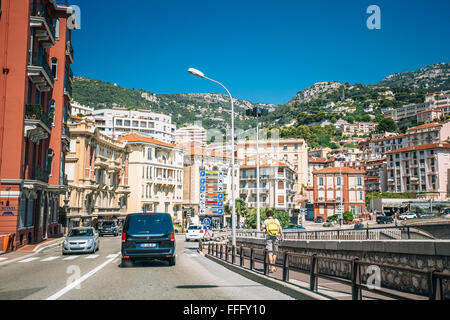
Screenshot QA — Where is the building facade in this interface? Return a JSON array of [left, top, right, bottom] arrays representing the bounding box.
[[239, 156, 296, 214], [0, 0, 75, 248], [119, 134, 184, 221], [64, 119, 130, 229], [89, 108, 176, 144], [175, 125, 207, 146], [313, 167, 367, 221]]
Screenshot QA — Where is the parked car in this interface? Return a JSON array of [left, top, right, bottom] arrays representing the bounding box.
[[399, 212, 417, 220], [441, 208, 450, 218], [315, 216, 324, 223], [62, 227, 100, 255], [419, 213, 435, 219], [376, 215, 393, 224], [354, 222, 365, 229], [98, 220, 119, 237], [121, 212, 176, 267], [283, 224, 305, 230]]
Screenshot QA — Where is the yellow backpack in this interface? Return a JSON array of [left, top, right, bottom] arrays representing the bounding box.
[[266, 219, 279, 236]]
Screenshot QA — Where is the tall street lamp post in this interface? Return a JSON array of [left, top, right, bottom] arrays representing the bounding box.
[[188, 68, 237, 246], [246, 107, 268, 230]]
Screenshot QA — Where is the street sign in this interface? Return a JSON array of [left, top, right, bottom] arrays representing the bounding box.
[[199, 169, 224, 216], [203, 217, 211, 226]]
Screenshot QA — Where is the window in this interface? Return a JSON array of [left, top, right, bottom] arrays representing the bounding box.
[[336, 176, 341, 186], [19, 195, 27, 228], [147, 147, 152, 160], [46, 149, 54, 176], [51, 58, 57, 79], [116, 119, 122, 126], [319, 177, 324, 186], [357, 177, 362, 186]]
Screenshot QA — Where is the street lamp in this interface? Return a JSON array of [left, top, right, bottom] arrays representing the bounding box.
[[188, 68, 237, 246], [246, 107, 268, 231]]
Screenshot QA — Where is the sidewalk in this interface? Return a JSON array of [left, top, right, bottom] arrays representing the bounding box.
[[0, 237, 64, 266]]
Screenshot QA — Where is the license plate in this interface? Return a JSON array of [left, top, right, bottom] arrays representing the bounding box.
[[141, 243, 157, 248]]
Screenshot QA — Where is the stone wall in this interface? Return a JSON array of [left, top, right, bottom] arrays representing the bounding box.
[[233, 237, 450, 299]]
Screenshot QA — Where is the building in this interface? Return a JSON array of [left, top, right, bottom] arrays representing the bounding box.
[[308, 157, 331, 187], [71, 101, 94, 116], [236, 138, 309, 198], [404, 122, 450, 146], [239, 156, 296, 215], [89, 108, 176, 144], [416, 105, 450, 123], [385, 143, 450, 199], [382, 102, 433, 122], [313, 167, 367, 221], [0, 0, 76, 248], [182, 145, 236, 227], [340, 122, 377, 136], [64, 119, 130, 229], [118, 133, 184, 221], [363, 158, 387, 193], [175, 125, 207, 146]]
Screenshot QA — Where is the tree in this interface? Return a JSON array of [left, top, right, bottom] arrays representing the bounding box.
[[343, 210, 354, 222], [376, 117, 397, 133]]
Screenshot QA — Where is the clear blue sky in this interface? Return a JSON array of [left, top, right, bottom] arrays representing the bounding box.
[[69, 0, 450, 105]]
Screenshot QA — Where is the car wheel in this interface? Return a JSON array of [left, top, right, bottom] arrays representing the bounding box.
[[185, 239, 189, 242], [168, 256, 176, 266], [120, 258, 132, 268]]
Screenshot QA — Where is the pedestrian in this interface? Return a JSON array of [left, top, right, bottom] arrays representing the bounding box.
[[261, 210, 284, 273]]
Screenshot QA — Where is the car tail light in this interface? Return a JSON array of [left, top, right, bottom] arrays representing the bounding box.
[[200, 230, 203, 233], [170, 231, 175, 242], [121, 232, 126, 243]]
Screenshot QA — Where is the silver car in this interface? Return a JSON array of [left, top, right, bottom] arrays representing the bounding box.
[[62, 227, 100, 255]]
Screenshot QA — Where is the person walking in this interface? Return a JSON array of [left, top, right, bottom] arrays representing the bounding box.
[[261, 210, 284, 273]]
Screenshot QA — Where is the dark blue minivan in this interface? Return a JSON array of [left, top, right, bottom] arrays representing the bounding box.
[[121, 212, 176, 267]]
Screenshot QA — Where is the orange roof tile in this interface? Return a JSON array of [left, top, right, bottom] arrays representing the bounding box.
[[118, 133, 177, 148], [406, 122, 443, 131], [385, 143, 450, 154], [186, 147, 231, 158], [241, 156, 289, 169]]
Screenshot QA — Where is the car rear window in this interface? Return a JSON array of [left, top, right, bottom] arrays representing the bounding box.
[[125, 214, 173, 234], [102, 221, 115, 226], [69, 229, 93, 237], [188, 226, 202, 230]]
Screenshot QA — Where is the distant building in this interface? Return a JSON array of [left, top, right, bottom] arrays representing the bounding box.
[[88, 108, 176, 144], [175, 125, 207, 146], [313, 167, 367, 221], [71, 101, 94, 116], [341, 122, 378, 136]]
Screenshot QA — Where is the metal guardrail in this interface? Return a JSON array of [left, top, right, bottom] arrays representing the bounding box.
[[200, 241, 449, 300], [235, 225, 426, 240]]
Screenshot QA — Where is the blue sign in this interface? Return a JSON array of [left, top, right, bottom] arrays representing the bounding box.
[[200, 186, 205, 192], [200, 171, 205, 177], [218, 193, 223, 200], [200, 178, 205, 184], [218, 209, 223, 215], [217, 201, 223, 207], [203, 225, 211, 230], [203, 218, 211, 226]]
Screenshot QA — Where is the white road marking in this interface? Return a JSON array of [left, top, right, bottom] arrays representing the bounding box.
[[0, 257, 7, 261], [41, 256, 59, 262], [46, 252, 120, 300], [106, 254, 117, 259], [18, 257, 39, 263], [62, 256, 80, 261], [85, 254, 99, 259]]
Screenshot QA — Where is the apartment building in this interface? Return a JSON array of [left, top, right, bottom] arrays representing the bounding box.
[[175, 125, 207, 146], [119, 134, 184, 221], [382, 102, 433, 122], [363, 158, 387, 193], [313, 167, 367, 221], [89, 108, 176, 144], [0, 0, 76, 248], [182, 146, 237, 226], [341, 122, 377, 136], [236, 139, 308, 196], [64, 119, 130, 229], [385, 144, 450, 199], [239, 157, 296, 214], [71, 101, 94, 116]]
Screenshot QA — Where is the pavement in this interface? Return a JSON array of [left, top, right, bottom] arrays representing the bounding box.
[[0, 235, 296, 300]]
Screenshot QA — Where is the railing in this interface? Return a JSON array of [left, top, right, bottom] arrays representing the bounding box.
[[29, 52, 54, 84], [200, 241, 450, 300], [27, 165, 50, 183], [30, 3, 56, 41], [235, 225, 420, 240], [64, 80, 72, 97], [25, 104, 52, 129]]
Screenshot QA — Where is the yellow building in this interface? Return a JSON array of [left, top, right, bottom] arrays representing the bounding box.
[[118, 133, 184, 221], [64, 118, 131, 229]]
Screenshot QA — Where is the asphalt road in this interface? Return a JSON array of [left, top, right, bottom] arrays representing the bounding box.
[[0, 235, 293, 300]]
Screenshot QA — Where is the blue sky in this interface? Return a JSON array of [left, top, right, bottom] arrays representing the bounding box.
[[69, 0, 450, 105]]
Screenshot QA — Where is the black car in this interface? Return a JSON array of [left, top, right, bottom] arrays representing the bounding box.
[[121, 212, 176, 267], [315, 216, 324, 223], [376, 215, 393, 224], [98, 220, 119, 237]]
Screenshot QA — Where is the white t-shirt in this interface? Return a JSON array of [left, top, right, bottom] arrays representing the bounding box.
[[262, 217, 281, 236]]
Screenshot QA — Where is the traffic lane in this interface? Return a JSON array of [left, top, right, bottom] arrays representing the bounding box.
[[0, 236, 121, 300], [59, 236, 294, 300]]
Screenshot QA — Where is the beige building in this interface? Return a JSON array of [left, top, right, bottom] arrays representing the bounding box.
[[118, 133, 184, 221], [236, 138, 308, 198], [175, 125, 207, 146], [64, 119, 131, 229]]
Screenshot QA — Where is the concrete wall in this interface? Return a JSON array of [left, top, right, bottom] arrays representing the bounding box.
[[233, 237, 450, 299]]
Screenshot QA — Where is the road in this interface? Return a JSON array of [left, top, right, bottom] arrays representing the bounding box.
[[0, 235, 293, 300]]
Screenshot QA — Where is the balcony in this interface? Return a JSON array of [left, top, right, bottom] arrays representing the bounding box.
[[94, 156, 108, 168], [64, 80, 72, 99], [65, 41, 74, 63], [27, 52, 54, 91], [27, 165, 50, 184], [30, 6, 56, 46]]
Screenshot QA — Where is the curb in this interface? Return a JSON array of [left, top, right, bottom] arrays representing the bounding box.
[[198, 249, 332, 301]]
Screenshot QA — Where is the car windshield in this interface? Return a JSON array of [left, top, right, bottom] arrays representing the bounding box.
[[125, 214, 173, 234], [68, 229, 93, 237], [188, 226, 202, 230], [102, 221, 115, 226]]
